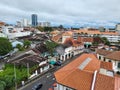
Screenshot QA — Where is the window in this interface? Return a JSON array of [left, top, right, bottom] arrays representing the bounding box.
[[66, 88, 69, 90], [99, 56, 101, 60], [103, 57, 106, 61], [109, 60, 112, 62], [118, 62, 120, 68]]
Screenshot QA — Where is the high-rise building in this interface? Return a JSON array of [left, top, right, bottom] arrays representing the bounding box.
[[22, 19, 29, 27], [31, 14, 38, 27], [16, 21, 22, 27]]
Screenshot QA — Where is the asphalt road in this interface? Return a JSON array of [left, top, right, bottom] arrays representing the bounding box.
[[19, 53, 83, 90], [21, 72, 55, 90]]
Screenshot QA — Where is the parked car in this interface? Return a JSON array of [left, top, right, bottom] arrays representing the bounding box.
[[32, 83, 43, 90], [57, 60, 63, 64], [54, 61, 61, 66]]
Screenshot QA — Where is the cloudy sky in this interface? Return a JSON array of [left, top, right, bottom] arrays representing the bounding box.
[[0, 0, 120, 28]]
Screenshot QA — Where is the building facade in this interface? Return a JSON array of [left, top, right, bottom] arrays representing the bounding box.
[[32, 14, 38, 27]]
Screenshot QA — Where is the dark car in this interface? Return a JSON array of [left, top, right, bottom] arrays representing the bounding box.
[[54, 61, 61, 66], [57, 60, 63, 64], [32, 83, 43, 90]]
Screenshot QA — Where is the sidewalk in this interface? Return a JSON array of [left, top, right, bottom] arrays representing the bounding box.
[[18, 67, 55, 90]]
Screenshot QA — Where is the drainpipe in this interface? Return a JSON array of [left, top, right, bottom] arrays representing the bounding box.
[[91, 70, 97, 90]]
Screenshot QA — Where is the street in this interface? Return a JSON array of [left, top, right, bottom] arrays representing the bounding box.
[[21, 72, 55, 90], [19, 53, 83, 90]]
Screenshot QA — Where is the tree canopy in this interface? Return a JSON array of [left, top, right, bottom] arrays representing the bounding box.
[[0, 64, 27, 89], [45, 41, 58, 56], [58, 25, 64, 29], [36, 26, 53, 32], [101, 37, 110, 45], [0, 37, 12, 56], [23, 40, 31, 48]]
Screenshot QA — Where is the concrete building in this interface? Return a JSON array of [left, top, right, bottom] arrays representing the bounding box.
[[2, 26, 31, 39], [98, 27, 105, 32], [38, 22, 51, 27], [22, 19, 29, 27], [116, 23, 120, 31], [96, 49, 120, 72], [54, 54, 120, 90], [16, 21, 22, 27], [31, 14, 38, 27]]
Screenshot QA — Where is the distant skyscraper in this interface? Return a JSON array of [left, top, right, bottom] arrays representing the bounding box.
[[31, 14, 38, 27], [16, 21, 22, 27]]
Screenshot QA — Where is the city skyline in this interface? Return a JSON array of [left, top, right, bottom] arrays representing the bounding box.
[[0, 0, 120, 28]]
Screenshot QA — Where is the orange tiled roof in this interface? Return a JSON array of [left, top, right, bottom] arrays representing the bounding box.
[[105, 51, 120, 61], [74, 29, 118, 35], [52, 34, 62, 42], [77, 37, 94, 43], [100, 61, 113, 71], [101, 31, 119, 35], [54, 54, 101, 90], [74, 29, 101, 35], [62, 31, 73, 36], [50, 30, 60, 35], [94, 74, 115, 90], [64, 38, 82, 47], [115, 76, 120, 90], [52, 31, 72, 43], [96, 49, 112, 56], [56, 69, 93, 90]]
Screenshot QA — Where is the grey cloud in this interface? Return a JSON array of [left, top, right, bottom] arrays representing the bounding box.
[[0, 0, 120, 27]]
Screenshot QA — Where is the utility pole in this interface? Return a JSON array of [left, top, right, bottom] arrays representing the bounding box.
[[14, 63, 17, 90], [27, 63, 30, 79]]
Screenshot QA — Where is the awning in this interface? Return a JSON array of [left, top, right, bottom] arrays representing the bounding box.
[[49, 61, 56, 65]]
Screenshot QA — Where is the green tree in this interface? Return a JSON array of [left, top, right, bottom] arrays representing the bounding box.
[[101, 37, 110, 45], [0, 64, 28, 89], [92, 42, 99, 46], [23, 40, 31, 48], [43, 27, 53, 32], [45, 41, 58, 56], [58, 25, 64, 29], [0, 80, 6, 90], [16, 44, 23, 51], [36, 26, 44, 32], [0, 37, 12, 55]]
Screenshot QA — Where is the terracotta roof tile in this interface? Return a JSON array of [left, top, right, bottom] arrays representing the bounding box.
[[94, 74, 115, 90], [101, 32, 119, 35], [52, 34, 62, 42], [96, 49, 112, 56], [74, 29, 101, 35], [54, 53, 118, 90], [64, 38, 82, 47], [54, 54, 101, 90], [105, 51, 120, 61], [62, 31, 73, 36], [115, 76, 120, 90], [77, 37, 94, 44], [100, 61, 113, 71], [57, 69, 93, 90], [74, 30, 118, 35], [50, 30, 60, 35]]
